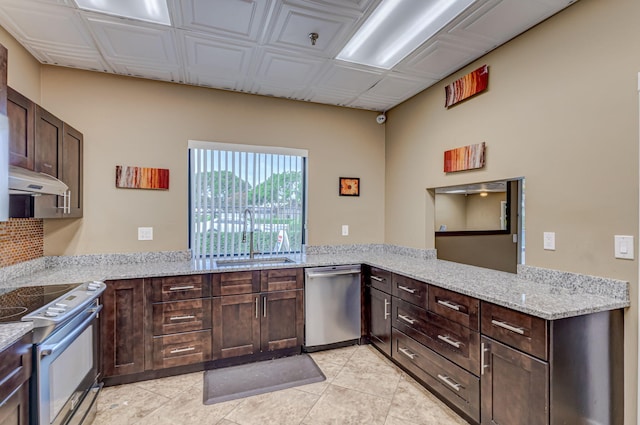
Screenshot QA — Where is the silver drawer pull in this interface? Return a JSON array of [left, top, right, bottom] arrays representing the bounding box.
[[437, 374, 462, 392], [370, 276, 384, 282], [437, 300, 461, 311], [384, 299, 390, 319], [170, 315, 196, 321], [491, 319, 525, 335], [398, 347, 417, 359], [437, 334, 461, 349], [170, 346, 196, 354], [398, 285, 416, 294], [398, 314, 416, 325], [169, 285, 195, 291]]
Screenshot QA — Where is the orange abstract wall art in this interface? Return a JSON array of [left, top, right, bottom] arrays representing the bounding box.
[[444, 65, 489, 108], [444, 142, 486, 173], [115, 165, 169, 190]]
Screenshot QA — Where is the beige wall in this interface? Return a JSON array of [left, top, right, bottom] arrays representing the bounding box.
[[38, 68, 385, 254], [0, 26, 40, 102], [385, 0, 639, 422]]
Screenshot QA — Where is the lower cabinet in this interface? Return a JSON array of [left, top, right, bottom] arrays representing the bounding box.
[[101, 279, 146, 377], [0, 334, 31, 425], [368, 286, 392, 356], [480, 337, 548, 425]]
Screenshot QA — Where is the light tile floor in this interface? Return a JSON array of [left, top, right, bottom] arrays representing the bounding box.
[[94, 344, 470, 425]]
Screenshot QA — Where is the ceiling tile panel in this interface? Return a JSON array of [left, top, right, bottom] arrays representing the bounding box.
[[290, 0, 378, 13], [255, 50, 325, 88], [314, 63, 382, 96], [110, 63, 184, 83], [363, 73, 437, 102], [181, 32, 254, 78], [266, 3, 356, 57], [0, 1, 96, 52], [399, 38, 484, 79], [85, 16, 179, 65], [31, 49, 112, 72], [244, 81, 306, 100], [176, 0, 271, 42]]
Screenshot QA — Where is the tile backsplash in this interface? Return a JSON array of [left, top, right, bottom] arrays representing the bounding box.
[[0, 218, 44, 267]]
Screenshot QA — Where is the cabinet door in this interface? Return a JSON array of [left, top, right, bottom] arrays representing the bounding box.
[[369, 287, 392, 356], [0, 383, 29, 425], [481, 337, 549, 425], [212, 294, 260, 359], [34, 105, 63, 218], [260, 289, 303, 352], [102, 279, 146, 377], [61, 123, 83, 217], [7, 88, 35, 170]]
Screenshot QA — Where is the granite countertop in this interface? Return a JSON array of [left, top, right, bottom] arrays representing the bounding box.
[[0, 246, 629, 351]]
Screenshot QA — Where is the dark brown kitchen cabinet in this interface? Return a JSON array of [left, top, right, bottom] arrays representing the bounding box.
[[61, 123, 83, 217], [212, 269, 304, 359], [7, 87, 35, 170], [101, 279, 146, 378], [480, 336, 549, 425], [0, 44, 6, 115], [34, 105, 63, 179], [0, 334, 31, 425], [368, 286, 392, 356]]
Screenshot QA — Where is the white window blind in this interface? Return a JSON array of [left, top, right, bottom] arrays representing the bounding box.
[[189, 141, 306, 259]]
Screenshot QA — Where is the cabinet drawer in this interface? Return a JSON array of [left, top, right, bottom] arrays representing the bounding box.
[[392, 329, 479, 422], [260, 268, 303, 292], [428, 286, 479, 331], [152, 299, 212, 335], [393, 298, 479, 374], [481, 302, 548, 360], [214, 271, 260, 296], [392, 274, 427, 307], [152, 330, 212, 369], [150, 275, 211, 302], [367, 266, 392, 293]]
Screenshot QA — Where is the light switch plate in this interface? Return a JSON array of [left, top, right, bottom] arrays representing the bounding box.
[[614, 235, 634, 259], [543, 232, 555, 250], [342, 225, 349, 236], [138, 227, 153, 241]]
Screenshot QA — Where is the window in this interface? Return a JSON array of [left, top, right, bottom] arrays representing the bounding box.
[[189, 141, 307, 259]]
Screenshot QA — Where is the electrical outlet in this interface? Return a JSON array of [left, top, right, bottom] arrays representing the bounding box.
[[342, 225, 349, 236], [138, 227, 153, 241]]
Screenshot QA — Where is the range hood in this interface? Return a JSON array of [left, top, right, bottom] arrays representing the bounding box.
[[9, 165, 68, 196]]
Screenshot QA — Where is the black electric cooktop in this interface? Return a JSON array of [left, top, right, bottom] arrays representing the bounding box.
[[0, 283, 83, 323]]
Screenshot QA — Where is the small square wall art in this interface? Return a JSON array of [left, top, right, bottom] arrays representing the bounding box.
[[444, 142, 486, 173], [115, 165, 169, 190], [444, 65, 489, 108]]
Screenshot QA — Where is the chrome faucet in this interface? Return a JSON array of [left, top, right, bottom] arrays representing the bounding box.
[[242, 208, 257, 259]]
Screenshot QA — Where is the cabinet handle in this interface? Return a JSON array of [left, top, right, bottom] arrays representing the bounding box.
[[168, 285, 195, 291], [397, 285, 416, 294], [437, 334, 461, 349], [437, 374, 462, 392], [255, 296, 259, 319], [384, 299, 390, 319], [437, 299, 461, 311], [263, 296, 267, 318], [491, 319, 525, 335], [170, 346, 195, 354], [57, 190, 71, 214], [481, 342, 490, 375], [398, 347, 417, 359], [370, 276, 384, 282], [398, 314, 416, 325], [170, 315, 196, 321]]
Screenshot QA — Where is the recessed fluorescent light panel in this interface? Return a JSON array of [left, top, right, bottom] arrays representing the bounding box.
[[74, 0, 171, 26], [337, 0, 476, 69]]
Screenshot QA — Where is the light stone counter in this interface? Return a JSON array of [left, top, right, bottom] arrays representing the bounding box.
[[0, 245, 629, 351]]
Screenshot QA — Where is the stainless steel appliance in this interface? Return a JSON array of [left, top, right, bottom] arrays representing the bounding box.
[[0, 281, 106, 425], [304, 265, 361, 350]]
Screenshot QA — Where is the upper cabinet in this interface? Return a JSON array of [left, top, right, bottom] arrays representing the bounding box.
[[8, 88, 35, 170], [8, 88, 83, 218]]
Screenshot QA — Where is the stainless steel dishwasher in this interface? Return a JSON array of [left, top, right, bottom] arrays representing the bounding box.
[[304, 265, 361, 351]]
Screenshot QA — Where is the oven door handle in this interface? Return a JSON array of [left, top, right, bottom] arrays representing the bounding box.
[[39, 305, 102, 358]]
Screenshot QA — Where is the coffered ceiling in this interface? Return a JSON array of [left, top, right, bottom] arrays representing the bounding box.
[[0, 0, 577, 111]]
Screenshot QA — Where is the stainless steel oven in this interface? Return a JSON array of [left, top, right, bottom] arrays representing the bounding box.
[[15, 281, 106, 425]]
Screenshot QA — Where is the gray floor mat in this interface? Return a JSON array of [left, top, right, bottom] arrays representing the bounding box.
[[203, 354, 326, 405]]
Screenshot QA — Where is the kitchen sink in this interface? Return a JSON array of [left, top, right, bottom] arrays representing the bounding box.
[[215, 257, 297, 268]]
